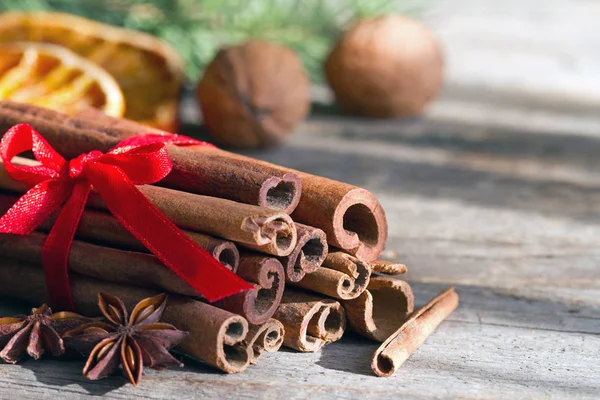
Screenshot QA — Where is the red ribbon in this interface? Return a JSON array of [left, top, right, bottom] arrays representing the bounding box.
[[0, 124, 252, 311]]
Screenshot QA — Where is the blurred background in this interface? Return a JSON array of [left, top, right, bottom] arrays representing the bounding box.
[[2, 0, 597, 102], [0, 0, 426, 82], [0, 0, 598, 141]]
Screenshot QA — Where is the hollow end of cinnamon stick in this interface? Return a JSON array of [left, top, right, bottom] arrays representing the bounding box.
[[371, 287, 459, 377], [342, 276, 414, 342], [280, 224, 328, 282], [214, 314, 253, 373], [259, 173, 302, 214], [261, 321, 285, 353], [243, 319, 285, 363], [332, 189, 388, 261], [215, 256, 285, 325], [187, 230, 240, 272], [240, 213, 298, 257], [306, 302, 346, 343], [293, 252, 371, 300], [274, 289, 346, 352], [292, 186, 388, 262], [212, 241, 240, 272]]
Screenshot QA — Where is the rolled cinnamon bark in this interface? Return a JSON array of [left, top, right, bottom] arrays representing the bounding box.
[[0, 231, 214, 298], [290, 179, 387, 262], [278, 223, 328, 282], [0, 101, 303, 214], [292, 252, 371, 300], [342, 276, 414, 342], [0, 193, 239, 271], [214, 255, 285, 325], [241, 319, 285, 363], [0, 157, 298, 257], [273, 288, 346, 352], [0, 258, 253, 373], [372, 287, 459, 377], [370, 260, 408, 275]]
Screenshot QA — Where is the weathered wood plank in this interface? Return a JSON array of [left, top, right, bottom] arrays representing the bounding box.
[[1, 282, 598, 399], [424, 0, 600, 103]]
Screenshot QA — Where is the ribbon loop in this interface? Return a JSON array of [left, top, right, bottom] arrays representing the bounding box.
[[0, 123, 252, 311], [0, 124, 66, 185], [98, 143, 172, 184]]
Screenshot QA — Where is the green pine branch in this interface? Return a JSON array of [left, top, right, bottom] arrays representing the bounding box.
[[0, 0, 426, 82]]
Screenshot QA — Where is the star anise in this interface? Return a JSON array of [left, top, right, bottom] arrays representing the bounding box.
[[63, 292, 188, 386], [0, 304, 91, 364]]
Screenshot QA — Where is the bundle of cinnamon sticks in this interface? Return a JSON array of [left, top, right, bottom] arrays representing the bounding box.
[[0, 101, 457, 376]]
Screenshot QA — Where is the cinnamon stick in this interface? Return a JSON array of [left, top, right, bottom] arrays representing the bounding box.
[[372, 287, 459, 377], [342, 276, 414, 342], [0, 257, 253, 373], [0, 101, 302, 214], [273, 288, 346, 352], [292, 252, 371, 300], [214, 255, 285, 325], [278, 223, 328, 282], [0, 157, 298, 257], [241, 319, 285, 363], [0, 193, 240, 271], [0, 231, 217, 299], [78, 108, 304, 214], [370, 260, 408, 275]]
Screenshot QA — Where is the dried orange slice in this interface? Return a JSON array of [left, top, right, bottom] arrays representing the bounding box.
[[0, 42, 124, 117], [0, 12, 184, 130]]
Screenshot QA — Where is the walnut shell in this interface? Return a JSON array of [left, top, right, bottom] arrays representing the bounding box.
[[197, 40, 310, 148], [325, 15, 443, 118]]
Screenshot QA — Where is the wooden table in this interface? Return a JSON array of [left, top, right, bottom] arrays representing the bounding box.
[[1, 86, 599, 398], [1, 0, 600, 397]]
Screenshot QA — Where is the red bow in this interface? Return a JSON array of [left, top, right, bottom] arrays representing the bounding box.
[[0, 124, 252, 311]]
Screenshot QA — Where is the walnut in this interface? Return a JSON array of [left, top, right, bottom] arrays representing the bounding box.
[[325, 15, 443, 118], [197, 40, 310, 148]]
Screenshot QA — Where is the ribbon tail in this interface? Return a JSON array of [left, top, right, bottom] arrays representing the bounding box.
[[42, 181, 91, 311], [87, 165, 253, 302]]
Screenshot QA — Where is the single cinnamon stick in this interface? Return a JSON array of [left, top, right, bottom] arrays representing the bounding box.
[[0, 231, 223, 299], [214, 255, 285, 325], [278, 223, 328, 282], [0, 193, 239, 271], [241, 319, 285, 363], [273, 288, 346, 352], [370, 260, 408, 275], [0, 257, 253, 373], [342, 276, 414, 342], [78, 108, 303, 214], [372, 287, 459, 377], [0, 101, 302, 214], [291, 252, 371, 300], [0, 157, 298, 257]]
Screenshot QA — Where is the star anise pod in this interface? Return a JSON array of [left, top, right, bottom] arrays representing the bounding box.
[[63, 292, 188, 386], [0, 304, 92, 364]]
